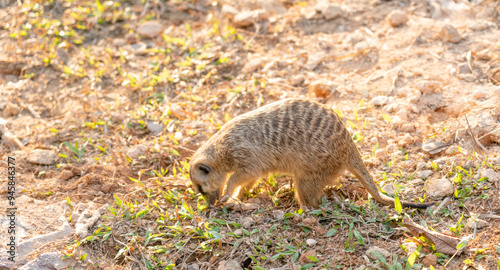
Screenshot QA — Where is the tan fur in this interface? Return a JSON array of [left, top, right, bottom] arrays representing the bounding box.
[[189, 99, 433, 209]]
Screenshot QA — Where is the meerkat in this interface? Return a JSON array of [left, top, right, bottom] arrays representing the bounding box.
[[189, 99, 434, 209]]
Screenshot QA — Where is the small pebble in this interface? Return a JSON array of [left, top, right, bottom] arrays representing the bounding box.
[[306, 239, 317, 246], [440, 25, 461, 43], [387, 10, 409, 27]]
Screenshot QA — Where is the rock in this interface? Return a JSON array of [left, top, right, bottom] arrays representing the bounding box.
[[221, 4, 238, 16], [234, 229, 243, 236], [60, 170, 74, 180], [417, 170, 433, 179], [309, 79, 334, 98], [304, 51, 325, 70], [299, 250, 317, 264], [480, 169, 500, 182], [126, 144, 149, 159], [458, 73, 477, 82], [396, 109, 409, 121], [242, 57, 263, 73], [0, 122, 23, 149], [399, 123, 415, 133], [469, 21, 491, 31], [427, 178, 454, 200], [371, 96, 388, 106], [18, 217, 72, 257], [18, 252, 69, 270], [187, 263, 200, 270], [101, 183, 113, 193], [386, 143, 398, 153], [322, 5, 342, 20], [110, 113, 125, 122], [445, 145, 460, 155], [291, 74, 305, 86], [465, 217, 489, 229], [387, 10, 409, 27], [366, 246, 391, 260], [306, 238, 317, 246], [217, 260, 243, 270], [27, 149, 56, 165], [302, 217, 317, 226], [241, 217, 254, 228], [382, 184, 395, 196], [457, 63, 472, 74], [440, 25, 461, 43], [415, 80, 440, 94], [233, 10, 267, 28], [375, 149, 388, 160], [75, 203, 107, 238], [472, 88, 488, 100], [273, 210, 285, 219], [422, 254, 437, 267], [137, 21, 163, 38], [146, 121, 163, 135], [3, 102, 21, 117]]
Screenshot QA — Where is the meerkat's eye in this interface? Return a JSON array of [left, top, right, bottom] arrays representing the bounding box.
[[197, 164, 211, 175]]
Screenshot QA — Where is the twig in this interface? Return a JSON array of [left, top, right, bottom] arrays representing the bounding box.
[[432, 197, 451, 216], [464, 116, 489, 157]]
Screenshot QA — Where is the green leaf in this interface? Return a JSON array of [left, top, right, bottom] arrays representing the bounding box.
[[325, 228, 337, 237], [300, 263, 315, 269], [394, 195, 402, 214], [307, 256, 319, 262], [95, 0, 104, 13]]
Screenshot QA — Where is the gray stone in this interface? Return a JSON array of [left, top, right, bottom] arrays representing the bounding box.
[[137, 21, 163, 38], [233, 10, 267, 28], [18, 252, 69, 270], [273, 210, 285, 219], [465, 217, 489, 229], [427, 178, 454, 200], [322, 5, 342, 20], [234, 229, 243, 236], [304, 52, 325, 70], [440, 25, 461, 43], [27, 149, 56, 165], [218, 259, 243, 270], [146, 121, 163, 135], [221, 4, 238, 16], [480, 169, 500, 182], [242, 57, 263, 73], [366, 246, 391, 259], [241, 217, 254, 228], [126, 143, 149, 159], [387, 10, 409, 27], [18, 217, 72, 257], [75, 203, 107, 238], [415, 80, 441, 94], [458, 63, 472, 74], [306, 238, 317, 246], [371, 96, 388, 106]]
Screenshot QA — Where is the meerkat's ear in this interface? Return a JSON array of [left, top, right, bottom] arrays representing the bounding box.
[[197, 164, 212, 175]]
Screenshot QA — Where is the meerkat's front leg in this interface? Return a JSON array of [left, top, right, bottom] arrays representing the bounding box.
[[219, 170, 260, 203]]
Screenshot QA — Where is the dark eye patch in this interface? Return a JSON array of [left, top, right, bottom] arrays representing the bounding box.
[[198, 164, 210, 174]]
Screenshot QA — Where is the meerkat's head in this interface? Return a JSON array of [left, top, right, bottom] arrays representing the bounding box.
[[189, 156, 227, 205]]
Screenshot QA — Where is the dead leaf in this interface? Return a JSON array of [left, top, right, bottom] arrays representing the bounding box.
[[421, 141, 449, 155], [403, 217, 463, 255]]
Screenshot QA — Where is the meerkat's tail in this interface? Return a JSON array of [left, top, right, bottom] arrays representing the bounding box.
[[347, 151, 435, 209]]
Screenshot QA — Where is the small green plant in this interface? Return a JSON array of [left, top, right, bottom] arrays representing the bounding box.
[[64, 141, 87, 160]]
